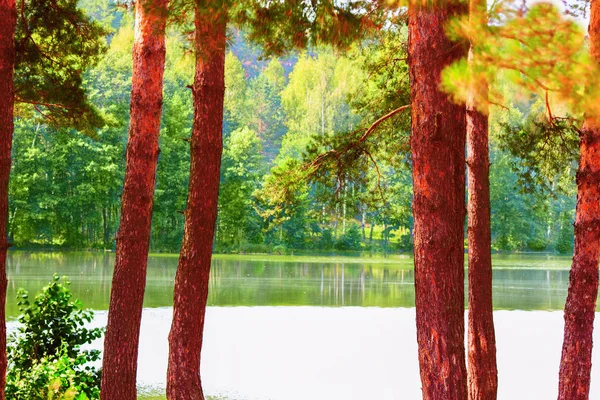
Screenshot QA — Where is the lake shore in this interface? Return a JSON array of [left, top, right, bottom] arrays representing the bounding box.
[[17, 306, 594, 400]]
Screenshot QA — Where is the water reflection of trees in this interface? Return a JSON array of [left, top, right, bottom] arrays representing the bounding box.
[[208, 259, 416, 307], [2, 252, 588, 317]]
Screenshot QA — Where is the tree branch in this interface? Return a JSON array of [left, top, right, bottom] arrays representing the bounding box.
[[358, 104, 411, 143], [15, 97, 67, 109], [545, 90, 554, 125]]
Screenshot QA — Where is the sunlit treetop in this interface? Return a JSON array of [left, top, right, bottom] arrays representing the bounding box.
[[441, 0, 592, 196], [15, 0, 109, 135], [442, 1, 600, 124]]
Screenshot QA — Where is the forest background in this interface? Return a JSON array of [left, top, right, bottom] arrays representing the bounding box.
[[8, 0, 577, 255]]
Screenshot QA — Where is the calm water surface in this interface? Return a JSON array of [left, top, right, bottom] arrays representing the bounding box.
[[5, 250, 576, 316]]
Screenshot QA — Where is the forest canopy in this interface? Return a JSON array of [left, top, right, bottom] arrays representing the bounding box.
[[6, 0, 577, 255]]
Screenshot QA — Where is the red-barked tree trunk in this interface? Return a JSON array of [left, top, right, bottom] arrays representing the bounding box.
[[408, 2, 469, 398], [558, 1, 600, 398], [166, 3, 227, 399], [0, 0, 16, 397], [466, 0, 498, 398], [101, 0, 167, 398], [466, 72, 498, 400]]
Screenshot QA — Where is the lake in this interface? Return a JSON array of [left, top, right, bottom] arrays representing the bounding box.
[[6, 251, 597, 399], [5, 251, 576, 316]]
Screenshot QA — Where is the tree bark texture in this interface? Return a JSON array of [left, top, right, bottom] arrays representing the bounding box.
[[0, 0, 16, 397], [100, 0, 167, 398], [466, 57, 498, 400], [466, 0, 498, 398], [166, 4, 227, 399], [408, 3, 468, 399], [558, 1, 600, 398]]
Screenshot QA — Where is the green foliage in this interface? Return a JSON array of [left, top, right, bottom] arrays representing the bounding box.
[[6, 275, 102, 400], [281, 51, 361, 138], [348, 26, 411, 156], [15, 0, 109, 134], [498, 114, 579, 194], [9, 1, 577, 255], [556, 212, 575, 254], [9, 121, 123, 248], [335, 224, 362, 251], [246, 58, 287, 162], [232, 1, 383, 56], [8, 344, 96, 400], [217, 127, 265, 251], [489, 149, 575, 252], [442, 2, 600, 120], [151, 36, 194, 251], [319, 229, 335, 250], [224, 51, 250, 134]]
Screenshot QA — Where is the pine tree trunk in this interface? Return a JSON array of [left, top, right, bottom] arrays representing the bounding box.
[[466, 1, 498, 398], [166, 4, 227, 399], [466, 53, 497, 400], [408, 3, 468, 399], [0, 0, 15, 397], [100, 0, 167, 398], [558, 2, 600, 397]]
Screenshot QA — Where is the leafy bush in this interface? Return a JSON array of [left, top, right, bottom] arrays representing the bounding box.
[[526, 237, 549, 251], [272, 244, 288, 255], [397, 232, 414, 252], [318, 229, 334, 250], [556, 226, 574, 254], [8, 344, 97, 400], [334, 225, 362, 251], [6, 275, 102, 399]]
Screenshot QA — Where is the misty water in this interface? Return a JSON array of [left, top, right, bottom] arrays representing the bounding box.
[[6, 251, 596, 399]]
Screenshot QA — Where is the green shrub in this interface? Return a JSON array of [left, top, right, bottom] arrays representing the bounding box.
[[526, 237, 549, 251], [6, 275, 103, 399], [556, 228, 574, 254], [8, 344, 96, 400], [397, 232, 414, 252], [272, 244, 288, 255], [334, 225, 362, 251], [555, 212, 574, 255], [318, 229, 334, 251]]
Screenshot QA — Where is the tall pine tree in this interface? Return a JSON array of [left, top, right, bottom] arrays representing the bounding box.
[[100, 0, 168, 398], [408, 1, 469, 398], [465, 0, 497, 398], [167, 2, 379, 397], [0, 1, 16, 396], [558, 0, 600, 397]]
